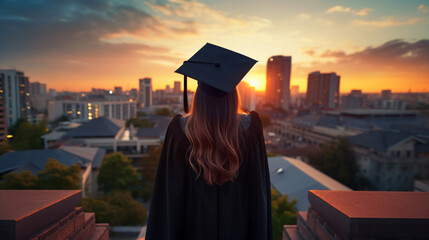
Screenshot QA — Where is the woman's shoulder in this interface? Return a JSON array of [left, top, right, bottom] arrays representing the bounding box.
[[246, 111, 263, 131], [163, 114, 185, 135]]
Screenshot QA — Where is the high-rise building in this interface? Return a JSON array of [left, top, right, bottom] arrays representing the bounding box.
[[173, 81, 181, 93], [30, 82, 47, 97], [0, 70, 30, 128], [166, 85, 171, 93], [342, 89, 364, 109], [306, 71, 340, 110], [238, 81, 256, 111], [114, 86, 123, 95], [48, 100, 136, 121], [381, 89, 392, 100], [129, 88, 138, 99], [139, 78, 152, 107], [0, 75, 7, 143], [265, 56, 291, 110]]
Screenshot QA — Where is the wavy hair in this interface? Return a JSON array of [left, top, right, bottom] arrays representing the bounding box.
[[185, 87, 243, 185]]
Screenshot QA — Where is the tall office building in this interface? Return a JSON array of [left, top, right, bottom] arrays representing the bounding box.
[[265, 56, 291, 110], [139, 77, 153, 107], [306, 71, 340, 110], [129, 88, 138, 99], [238, 81, 256, 111], [114, 86, 123, 95], [381, 89, 392, 100], [342, 89, 364, 109], [0, 70, 30, 128], [0, 75, 7, 143], [48, 100, 136, 121], [173, 81, 181, 93], [30, 82, 46, 97]]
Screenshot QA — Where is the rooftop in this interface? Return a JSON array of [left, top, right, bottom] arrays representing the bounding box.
[[62, 117, 125, 139], [0, 146, 105, 175], [268, 156, 351, 211]]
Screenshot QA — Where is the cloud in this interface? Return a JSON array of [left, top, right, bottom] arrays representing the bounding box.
[[304, 50, 315, 56], [320, 50, 346, 58], [326, 5, 373, 16], [326, 5, 351, 14], [0, 0, 176, 59], [145, 0, 271, 34], [303, 39, 429, 71], [355, 8, 373, 16], [298, 13, 311, 20], [294, 39, 429, 92], [353, 16, 420, 27], [418, 4, 428, 13]]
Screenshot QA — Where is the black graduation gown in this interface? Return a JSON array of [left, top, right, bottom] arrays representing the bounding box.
[[145, 111, 273, 240]]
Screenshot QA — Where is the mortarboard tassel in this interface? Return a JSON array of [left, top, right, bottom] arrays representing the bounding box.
[[183, 75, 188, 113]]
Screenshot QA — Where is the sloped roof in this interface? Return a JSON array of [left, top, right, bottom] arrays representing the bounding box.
[[268, 156, 351, 211], [135, 115, 171, 139], [348, 131, 419, 152], [62, 117, 125, 138], [0, 147, 105, 176]]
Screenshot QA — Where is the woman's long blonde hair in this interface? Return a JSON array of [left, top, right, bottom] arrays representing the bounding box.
[[185, 87, 243, 185]]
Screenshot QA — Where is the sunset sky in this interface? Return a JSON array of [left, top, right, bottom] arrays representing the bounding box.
[[0, 0, 428, 93]]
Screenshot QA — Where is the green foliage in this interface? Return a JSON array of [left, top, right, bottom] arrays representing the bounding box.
[[126, 117, 154, 128], [140, 145, 162, 201], [97, 152, 139, 193], [38, 158, 81, 189], [308, 138, 357, 189], [0, 170, 39, 189], [0, 159, 81, 190], [137, 112, 147, 117], [271, 188, 298, 240], [9, 120, 48, 150], [153, 107, 174, 117], [259, 113, 271, 128], [81, 191, 147, 226]]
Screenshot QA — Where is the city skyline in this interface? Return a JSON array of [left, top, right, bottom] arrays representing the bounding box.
[[0, 0, 428, 93]]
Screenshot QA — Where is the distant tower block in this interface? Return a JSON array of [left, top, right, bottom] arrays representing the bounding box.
[[139, 77, 153, 107], [381, 89, 392, 100], [114, 86, 123, 95], [306, 71, 340, 110], [238, 81, 256, 111], [0, 69, 30, 128], [173, 81, 181, 93], [265, 56, 291, 110]]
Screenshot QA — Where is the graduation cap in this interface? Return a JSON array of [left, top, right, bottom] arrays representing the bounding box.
[[175, 43, 257, 113]]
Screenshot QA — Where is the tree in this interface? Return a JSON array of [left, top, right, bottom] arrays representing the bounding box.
[[140, 145, 162, 201], [38, 158, 81, 189], [308, 138, 357, 189], [9, 120, 48, 150], [97, 152, 139, 194], [0, 170, 39, 189], [126, 117, 154, 128], [271, 188, 298, 240], [0, 159, 81, 190], [153, 107, 174, 117], [81, 191, 147, 226]]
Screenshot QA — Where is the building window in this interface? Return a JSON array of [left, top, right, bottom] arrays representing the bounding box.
[[406, 150, 411, 158]]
